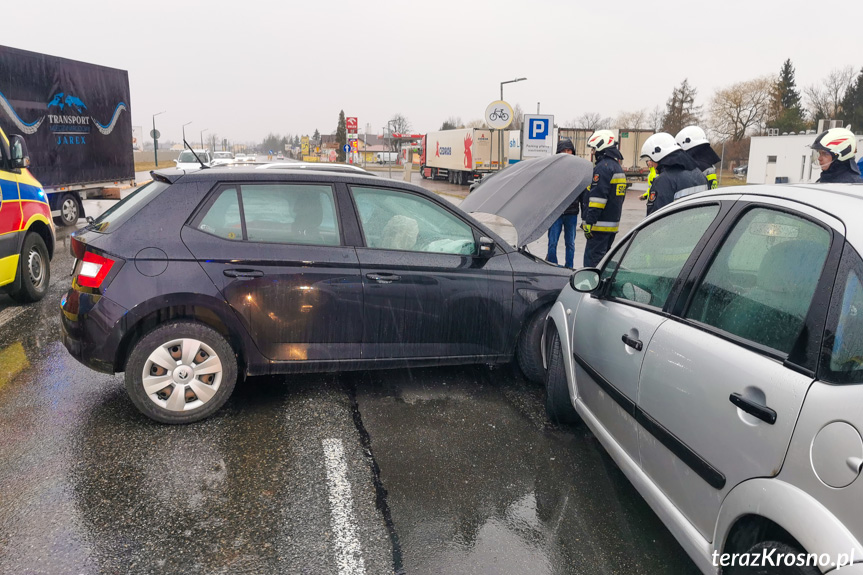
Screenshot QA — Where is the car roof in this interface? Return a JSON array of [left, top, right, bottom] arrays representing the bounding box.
[[684, 183, 863, 248]]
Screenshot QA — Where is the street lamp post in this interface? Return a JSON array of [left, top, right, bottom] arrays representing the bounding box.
[[152, 110, 166, 167], [498, 77, 526, 170], [182, 121, 192, 143], [200, 128, 208, 151]]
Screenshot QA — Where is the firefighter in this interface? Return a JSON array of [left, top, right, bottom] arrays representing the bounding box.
[[675, 125, 721, 189], [639, 160, 657, 210], [581, 130, 627, 267], [810, 127, 862, 183], [641, 132, 708, 216]]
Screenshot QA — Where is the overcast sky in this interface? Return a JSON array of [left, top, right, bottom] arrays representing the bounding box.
[[5, 0, 860, 144]]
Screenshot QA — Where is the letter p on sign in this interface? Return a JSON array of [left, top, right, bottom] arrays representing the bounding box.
[[530, 118, 549, 139]]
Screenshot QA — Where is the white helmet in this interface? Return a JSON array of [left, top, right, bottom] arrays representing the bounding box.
[[810, 127, 857, 162], [675, 126, 709, 150], [587, 130, 617, 152], [640, 132, 680, 162]]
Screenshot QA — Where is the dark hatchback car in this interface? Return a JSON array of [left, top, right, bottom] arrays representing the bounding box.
[[61, 163, 589, 423]]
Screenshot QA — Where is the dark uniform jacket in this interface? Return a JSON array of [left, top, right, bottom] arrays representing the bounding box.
[[817, 160, 863, 183], [646, 150, 709, 216], [688, 144, 721, 190], [583, 154, 627, 232]]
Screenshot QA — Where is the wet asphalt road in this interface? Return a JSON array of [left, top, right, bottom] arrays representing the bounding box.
[[0, 180, 699, 574]]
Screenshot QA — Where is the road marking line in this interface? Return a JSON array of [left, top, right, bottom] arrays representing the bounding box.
[[323, 438, 367, 575], [0, 305, 27, 328]]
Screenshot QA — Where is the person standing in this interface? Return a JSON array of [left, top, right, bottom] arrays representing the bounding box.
[[810, 127, 862, 183], [639, 161, 657, 211], [675, 125, 721, 189], [581, 130, 627, 267], [546, 139, 581, 268], [640, 132, 709, 216]]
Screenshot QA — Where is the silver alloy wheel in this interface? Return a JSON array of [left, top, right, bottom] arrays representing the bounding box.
[[61, 197, 78, 224], [141, 338, 223, 412], [27, 245, 45, 289]]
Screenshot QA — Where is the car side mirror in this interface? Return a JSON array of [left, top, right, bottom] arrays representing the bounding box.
[[569, 268, 600, 292], [9, 135, 30, 169], [478, 236, 496, 257]]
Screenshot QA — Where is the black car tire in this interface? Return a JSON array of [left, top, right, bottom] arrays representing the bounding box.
[[725, 541, 820, 575], [545, 328, 580, 425], [516, 304, 551, 384], [9, 232, 50, 303], [125, 321, 238, 424], [56, 193, 80, 227]]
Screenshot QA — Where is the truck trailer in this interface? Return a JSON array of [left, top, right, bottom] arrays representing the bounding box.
[[420, 128, 503, 185], [0, 45, 134, 227]]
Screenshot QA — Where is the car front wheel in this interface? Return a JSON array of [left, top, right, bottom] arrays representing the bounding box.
[[516, 305, 551, 384], [725, 541, 820, 575], [9, 232, 50, 303], [125, 321, 238, 424], [545, 328, 580, 425]]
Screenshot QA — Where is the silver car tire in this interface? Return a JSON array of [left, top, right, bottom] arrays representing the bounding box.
[[125, 321, 238, 424], [545, 328, 580, 425]]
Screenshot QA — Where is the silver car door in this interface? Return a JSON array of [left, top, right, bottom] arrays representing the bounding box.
[[637, 198, 844, 541]]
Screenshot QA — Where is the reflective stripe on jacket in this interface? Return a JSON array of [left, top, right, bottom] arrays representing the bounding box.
[[583, 157, 626, 232]]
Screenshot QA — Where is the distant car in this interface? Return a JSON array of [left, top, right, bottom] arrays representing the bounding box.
[[255, 162, 374, 176], [211, 151, 235, 166], [544, 183, 863, 574], [174, 149, 212, 170], [60, 160, 591, 423], [733, 164, 748, 177], [276, 153, 285, 160]]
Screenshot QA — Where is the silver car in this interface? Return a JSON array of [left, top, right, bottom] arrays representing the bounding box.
[[544, 183, 863, 574]]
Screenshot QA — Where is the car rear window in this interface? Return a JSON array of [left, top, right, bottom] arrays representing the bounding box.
[[89, 180, 170, 233]]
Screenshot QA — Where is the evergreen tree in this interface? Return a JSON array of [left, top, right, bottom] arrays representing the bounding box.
[[840, 68, 863, 134], [661, 79, 701, 135], [336, 110, 347, 162], [771, 59, 807, 133], [313, 128, 320, 142]]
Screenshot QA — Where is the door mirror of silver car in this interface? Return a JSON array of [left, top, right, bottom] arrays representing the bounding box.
[[570, 268, 600, 292], [8, 135, 30, 169], [478, 236, 496, 257]]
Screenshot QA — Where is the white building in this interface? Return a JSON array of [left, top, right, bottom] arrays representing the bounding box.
[[747, 130, 863, 185]]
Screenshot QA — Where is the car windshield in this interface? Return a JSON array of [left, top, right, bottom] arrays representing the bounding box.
[[178, 151, 207, 163], [214, 152, 233, 159]]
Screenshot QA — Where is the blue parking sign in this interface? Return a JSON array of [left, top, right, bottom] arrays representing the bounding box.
[[529, 118, 549, 140]]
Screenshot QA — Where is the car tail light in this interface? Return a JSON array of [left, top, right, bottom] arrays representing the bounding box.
[[77, 251, 115, 288]]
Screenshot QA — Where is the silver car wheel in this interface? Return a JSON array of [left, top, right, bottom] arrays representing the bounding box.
[[61, 197, 78, 224], [141, 338, 223, 412], [27, 245, 46, 289]]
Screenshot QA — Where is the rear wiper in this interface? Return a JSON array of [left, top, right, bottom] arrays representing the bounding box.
[[183, 138, 209, 169]]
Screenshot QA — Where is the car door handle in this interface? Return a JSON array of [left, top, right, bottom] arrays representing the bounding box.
[[621, 334, 643, 351], [729, 393, 777, 425], [366, 273, 401, 284], [223, 268, 264, 279]]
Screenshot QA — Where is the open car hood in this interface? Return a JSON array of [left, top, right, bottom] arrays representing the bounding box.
[[459, 154, 594, 247]]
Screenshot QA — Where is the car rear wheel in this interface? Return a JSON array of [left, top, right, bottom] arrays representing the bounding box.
[[125, 321, 237, 424], [516, 304, 551, 384], [545, 329, 580, 425], [725, 541, 820, 575], [9, 232, 50, 303], [56, 193, 80, 227]]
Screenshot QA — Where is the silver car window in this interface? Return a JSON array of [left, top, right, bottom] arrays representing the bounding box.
[[608, 205, 720, 309], [240, 184, 340, 246], [821, 246, 863, 384], [685, 207, 831, 354]]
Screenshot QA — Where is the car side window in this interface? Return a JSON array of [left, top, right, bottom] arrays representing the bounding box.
[[685, 208, 831, 354], [352, 187, 476, 255], [820, 246, 863, 384], [240, 184, 339, 246], [608, 205, 719, 308], [198, 187, 242, 240]]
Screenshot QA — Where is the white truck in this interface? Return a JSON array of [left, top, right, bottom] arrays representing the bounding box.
[[420, 128, 504, 185]]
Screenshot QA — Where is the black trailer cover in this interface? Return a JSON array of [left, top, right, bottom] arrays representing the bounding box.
[[0, 45, 133, 187]]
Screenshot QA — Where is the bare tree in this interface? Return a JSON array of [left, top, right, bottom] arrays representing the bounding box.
[[570, 112, 611, 131], [805, 66, 856, 121], [387, 113, 411, 151], [708, 76, 774, 141], [465, 118, 488, 129], [511, 103, 524, 131], [648, 106, 665, 132], [616, 108, 649, 130]]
